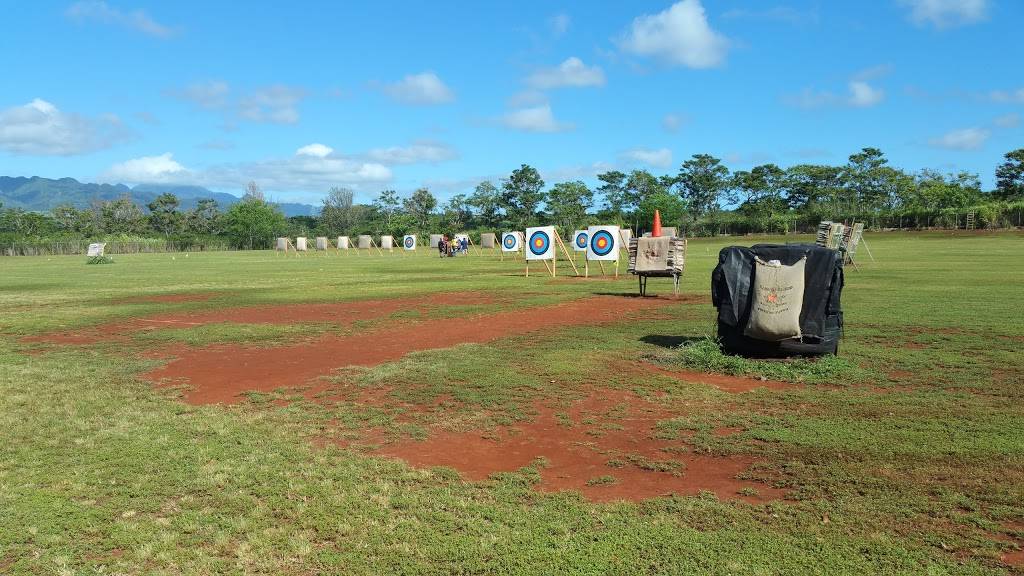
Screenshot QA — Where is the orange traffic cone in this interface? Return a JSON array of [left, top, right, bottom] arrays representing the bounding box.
[[652, 209, 662, 237]]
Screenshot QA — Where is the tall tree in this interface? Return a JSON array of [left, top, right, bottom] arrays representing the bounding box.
[[185, 199, 220, 235], [785, 164, 845, 215], [147, 193, 181, 236], [468, 180, 502, 228], [320, 187, 355, 235], [596, 170, 628, 218], [546, 180, 593, 233], [443, 194, 472, 231], [220, 196, 286, 249], [243, 181, 265, 202], [101, 195, 148, 235], [733, 164, 788, 232], [501, 164, 545, 228], [373, 189, 401, 231], [676, 154, 730, 220], [995, 149, 1024, 200], [404, 188, 437, 230]]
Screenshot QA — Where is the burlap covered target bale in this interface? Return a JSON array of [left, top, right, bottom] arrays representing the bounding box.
[[429, 234, 443, 248], [380, 235, 394, 250], [358, 235, 372, 249], [276, 237, 288, 251], [480, 233, 496, 248], [744, 257, 806, 341], [295, 237, 308, 251], [315, 237, 328, 250], [337, 236, 349, 249]]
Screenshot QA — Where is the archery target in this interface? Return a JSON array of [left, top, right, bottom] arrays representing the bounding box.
[[572, 230, 588, 252], [501, 232, 521, 252], [296, 237, 308, 251], [337, 236, 349, 249], [525, 226, 555, 260], [357, 235, 371, 249], [315, 237, 328, 250], [380, 235, 394, 250], [587, 225, 620, 261], [403, 235, 416, 250], [480, 233, 496, 248]]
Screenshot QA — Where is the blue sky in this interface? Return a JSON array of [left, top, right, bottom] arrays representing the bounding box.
[[1, 0, 1021, 204]]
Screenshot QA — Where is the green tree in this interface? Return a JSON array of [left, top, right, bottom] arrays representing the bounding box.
[[785, 164, 845, 216], [676, 154, 729, 220], [442, 194, 472, 231], [185, 199, 221, 235], [373, 189, 401, 231], [596, 170, 628, 218], [147, 193, 182, 236], [404, 188, 437, 230], [468, 180, 502, 228], [733, 164, 788, 232], [101, 196, 148, 235], [220, 197, 286, 249], [501, 164, 545, 228], [995, 149, 1024, 200], [546, 180, 593, 233], [320, 187, 355, 236]]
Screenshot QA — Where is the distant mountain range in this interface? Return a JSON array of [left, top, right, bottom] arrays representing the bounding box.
[[0, 176, 319, 217]]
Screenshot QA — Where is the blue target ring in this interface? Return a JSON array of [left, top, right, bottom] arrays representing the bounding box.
[[503, 234, 517, 249], [590, 230, 615, 257], [404, 236, 415, 248], [574, 232, 588, 249], [528, 230, 550, 256]]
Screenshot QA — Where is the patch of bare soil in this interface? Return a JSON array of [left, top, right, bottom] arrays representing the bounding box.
[[143, 295, 671, 405], [115, 292, 222, 304], [24, 293, 497, 345], [639, 363, 795, 393], [359, 388, 783, 504]]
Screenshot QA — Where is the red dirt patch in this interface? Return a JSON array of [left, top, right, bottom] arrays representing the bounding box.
[[366, 389, 782, 503], [639, 363, 795, 393], [116, 292, 221, 304], [145, 295, 671, 405], [25, 294, 497, 345]]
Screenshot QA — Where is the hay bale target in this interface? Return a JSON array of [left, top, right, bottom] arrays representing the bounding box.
[[525, 226, 555, 260], [358, 235, 372, 249], [337, 236, 350, 249], [295, 237, 308, 251], [429, 234, 443, 249], [501, 231, 522, 252], [315, 237, 329, 251], [276, 237, 289, 251], [587, 225, 620, 261], [572, 230, 588, 252], [619, 229, 633, 248], [480, 233, 496, 248], [380, 235, 394, 250]]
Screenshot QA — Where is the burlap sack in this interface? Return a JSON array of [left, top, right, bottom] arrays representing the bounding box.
[[635, 237, 671, 272], [744, 256, 806, 341]]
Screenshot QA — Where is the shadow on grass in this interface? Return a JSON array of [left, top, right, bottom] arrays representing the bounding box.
[[640, 334, 706, 349]]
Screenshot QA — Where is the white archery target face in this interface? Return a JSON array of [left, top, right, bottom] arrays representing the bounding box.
[[403, 235, 416, 250], [572, 230, 588, 252], [525, 226, 555, 260], [501, 232, 522, 252], [587, 225, 620, 261]]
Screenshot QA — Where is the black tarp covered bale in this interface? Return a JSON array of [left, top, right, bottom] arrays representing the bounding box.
[[712, 244, 844, 356]]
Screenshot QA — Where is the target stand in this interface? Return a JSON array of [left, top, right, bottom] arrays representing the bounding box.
[[584, 226, 620, 278], [524, 227, 580, 278]]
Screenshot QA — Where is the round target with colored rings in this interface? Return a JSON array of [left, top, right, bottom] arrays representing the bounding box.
[[590, 230, 615, 257], [528, 230, 550, 256], [403, 236, 415, 249], [574, 231, 588, 249], [503, 233, 518, 249]]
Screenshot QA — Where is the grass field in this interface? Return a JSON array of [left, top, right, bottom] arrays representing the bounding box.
[[2, 231, 1023, 575]]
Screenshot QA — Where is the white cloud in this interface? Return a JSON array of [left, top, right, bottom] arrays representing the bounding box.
[[621, 147, 673, 169], [170, 80, 230, 110], [104, 152, 188, 183], [619, 0, 729, 68], [786, 79, 886, 108], [900, 0, 988, 29], [929, 127, 990, 150], [549, 13, 571, 36], [0, 98, 128, 156], [501, 104, 573, 133], [383, 72, 454, 105], [527, 57, 606, 89], [65, 1, 177, 38], [365, 141, 458, 164], [239, 85, 306, 124], [994, 113, 1020, 128], [296, 143, 333, 158], [662, 113, 685, 133], [848, 81, 885, 107], [990, 88, 1024, 103]]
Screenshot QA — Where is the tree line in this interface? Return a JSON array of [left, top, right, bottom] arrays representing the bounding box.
[[2, 148, 1023, 253]]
